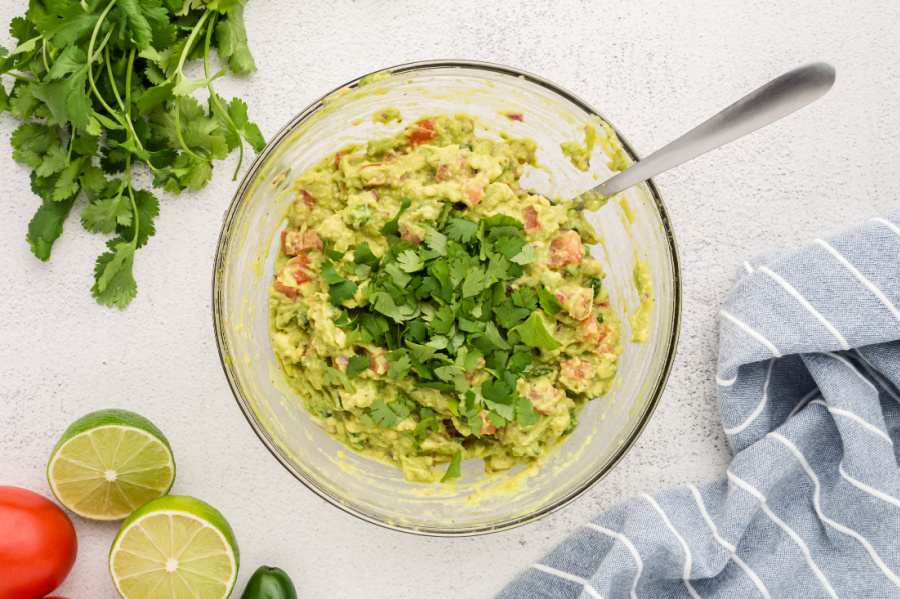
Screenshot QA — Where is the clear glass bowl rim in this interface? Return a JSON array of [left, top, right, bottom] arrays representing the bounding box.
[[211, 59, 683, 537]]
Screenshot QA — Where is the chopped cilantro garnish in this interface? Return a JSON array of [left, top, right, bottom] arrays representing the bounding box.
[[346, 356, 371, 378], [322, 241, 345, 261], [441, 450, 462, 482], [380, 196, 411, 235], [386, 350, 412, 380], [368, 396, 415, 428], [321, 261, 358, 305], [516, 395, 541, 427], [512, 312, 563, 351], [538, 287, 565, 315], [445, 218, 478, 243], [321, 362, 355, 393], [311, 205, 587, 476]]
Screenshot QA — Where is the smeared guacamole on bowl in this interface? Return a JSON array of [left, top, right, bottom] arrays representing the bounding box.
[[268, 113, 644, 483]]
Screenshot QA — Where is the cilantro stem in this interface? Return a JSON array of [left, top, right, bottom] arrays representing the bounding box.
[[124, 49, 135, 104], [89, 27, 114, 64], [203, 12, 244, 181], [86, 0, 125, 127], [7, 47, 40, 73], [175, 10, 211, 75], [41, 39, 49, 73], [173, 100, 207, 162], [170, 10, 213, 163], [4, 72, 34, 82], [102, 45, 144, 155], [66, 126, 75, 163], [104, 46, 126, 113], [123, 156, 140, 249]]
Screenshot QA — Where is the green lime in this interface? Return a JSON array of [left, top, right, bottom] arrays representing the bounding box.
[[47, 409, 175, 521], [109, 495, 240, 599]]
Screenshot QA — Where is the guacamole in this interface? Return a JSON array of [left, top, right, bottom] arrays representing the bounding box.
[[268, 114, 627, 483]]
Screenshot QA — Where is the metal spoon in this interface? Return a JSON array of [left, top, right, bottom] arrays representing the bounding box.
[[569, 62, 836, 210]]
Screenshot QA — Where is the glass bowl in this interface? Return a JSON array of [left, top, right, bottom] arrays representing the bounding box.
[[212, 60, 681, 536]]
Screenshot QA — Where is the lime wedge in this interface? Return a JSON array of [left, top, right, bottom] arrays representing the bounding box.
[[109, 495, 239, 599], [47, 409, 175, 521]]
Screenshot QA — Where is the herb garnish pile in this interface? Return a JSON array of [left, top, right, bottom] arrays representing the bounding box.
[[315, 200, 580, 477], [0, 0, 263, 307]]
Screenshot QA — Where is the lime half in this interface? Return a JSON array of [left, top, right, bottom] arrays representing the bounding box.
[[47, 409, 175, 520], [109, 495, 239, 599]]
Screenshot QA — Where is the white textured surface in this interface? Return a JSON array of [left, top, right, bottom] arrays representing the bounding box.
[[1, 1, 898, 597]]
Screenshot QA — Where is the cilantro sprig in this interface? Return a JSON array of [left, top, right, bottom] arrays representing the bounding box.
[[326, 208, 565, 434], [1, 0, 264, 308]]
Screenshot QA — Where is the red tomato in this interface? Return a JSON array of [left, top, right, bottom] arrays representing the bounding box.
[[0, 486, 77, 599], [406, 118, 436, 147]]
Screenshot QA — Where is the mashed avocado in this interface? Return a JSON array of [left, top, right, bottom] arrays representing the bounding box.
[[561, 120, 630, 173], [268, 114, 631, 483]]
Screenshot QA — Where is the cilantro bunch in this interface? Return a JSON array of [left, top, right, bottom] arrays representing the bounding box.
[[0, 0, 264, 307], [323, 202, 574, 441]]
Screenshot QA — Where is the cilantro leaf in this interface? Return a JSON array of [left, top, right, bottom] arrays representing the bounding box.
[[353, 241, 380, 266], [508, 350, 533, 374], [441, 450, 462, 482], [370, 291, 415, 322], [482, 214, 524, 231], [34, 145, 67, 178], [511, 287, 538, 310], [52, 158, 85, 201], [414, 408, 439, 440], [516, 395, 541, 427], [511, 312, 562, 351], [226, 97, 265, 151], [32, 49, 93, 129], [321, 362, 355, 393], [117, 189, 159, 249], [0, 84, 9, 115], [396, 249, 425, 273], [81, 195, 133, 234], [215, 5, 257, 73], [445, 218, 478, 243], [538, 287, 565, 315], [92, 240, 138, 309], [494, 301, 531, 329], [27, 190, 75, 261], [380, 197, 411, 236], [461, 266, 486, 298], [38, 5, 100, 47], [482, 378, 515, 405], [406, 341, 439, 363], [483, 321, 511, 350], [510, 244, 538, 265], [321, 241, 344, 261], [496, 235, 525, 259], [117, 0, 176, 51], [387, 351, 412, 380], [333, 311, 356, 328], [369, 398, 413, 428], [346, 356, 371, 378], [384, 263, 411, 287], [321, 261, 358, 305], [423, 227, 447, 255], [488, 411, 507, 429]]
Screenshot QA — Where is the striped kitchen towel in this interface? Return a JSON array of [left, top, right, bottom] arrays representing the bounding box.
[[497, 211, 900, 599]]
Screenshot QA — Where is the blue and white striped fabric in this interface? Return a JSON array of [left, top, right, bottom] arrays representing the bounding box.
[[497, 211, 900, 599]]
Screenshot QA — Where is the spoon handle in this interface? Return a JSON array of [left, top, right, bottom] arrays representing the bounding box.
[[583, 62, 836, 202]]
